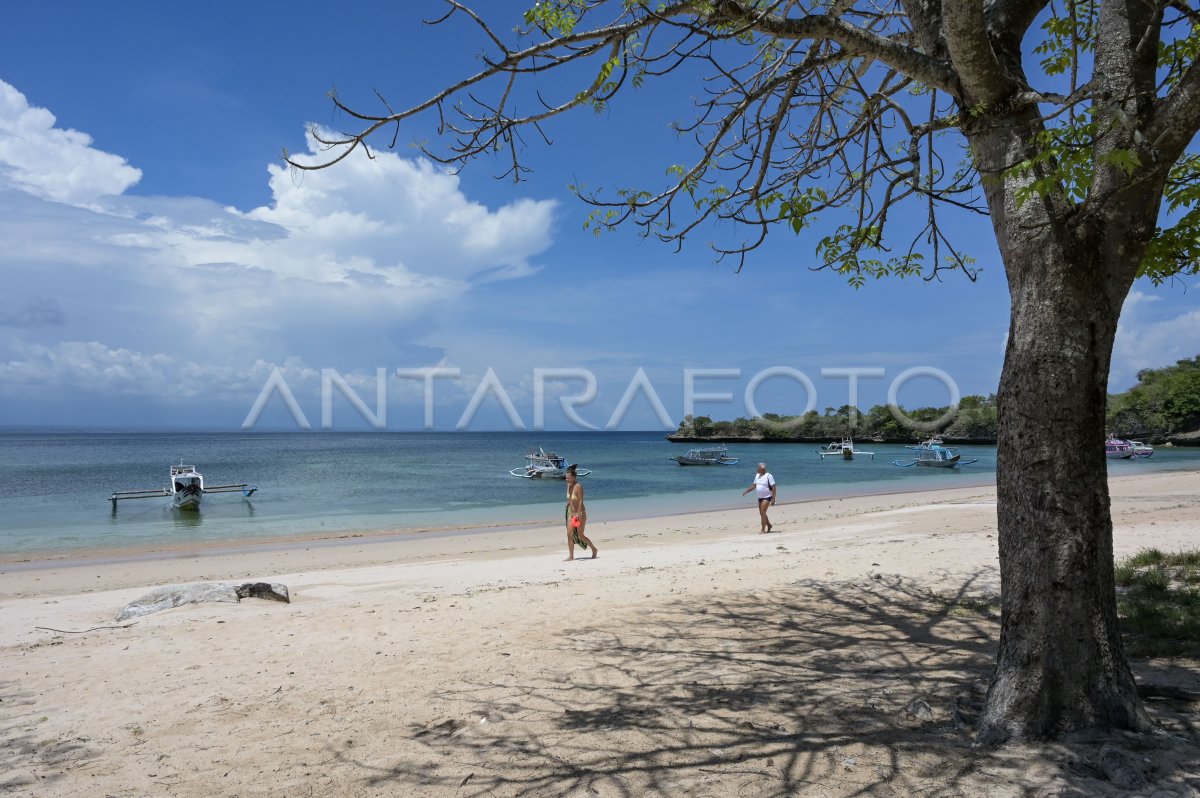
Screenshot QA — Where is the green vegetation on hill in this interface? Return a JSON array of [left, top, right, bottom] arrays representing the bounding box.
[[674, 355, 1200, 442], [674, 395, 998, 441], [1107, 356, 1200, 440]]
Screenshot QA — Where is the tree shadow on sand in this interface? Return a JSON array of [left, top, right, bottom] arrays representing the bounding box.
[[0, 677, 103, 792], [337, 573, 1199, 797]]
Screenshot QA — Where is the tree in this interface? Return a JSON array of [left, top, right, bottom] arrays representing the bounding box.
[[289, 0, 1200, 742], [1108, 355, 1200, 436]]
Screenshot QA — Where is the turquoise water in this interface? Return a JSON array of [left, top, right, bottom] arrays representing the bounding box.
[[1, 431, 1197, 557]]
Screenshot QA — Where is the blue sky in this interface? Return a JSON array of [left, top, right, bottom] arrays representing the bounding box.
[[0, 1, 1196, 431]]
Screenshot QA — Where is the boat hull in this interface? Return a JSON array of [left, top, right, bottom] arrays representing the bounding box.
[[173, 493, 202, 510], [815, 440, 873, 460], [510, 466, 592, 479], [915, 455, 961, 468], [892, 439, 976, 468], [511, 448, 591, 479]]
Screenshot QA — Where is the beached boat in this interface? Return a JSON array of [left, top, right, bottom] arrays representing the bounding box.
[[815, 437, 874, 461], [892, 438, 978, 468], [1105, 436, 1135, 459], [509, 448, 592, 479], [110, 461, 258, 511], [669, 445, 740, 466]]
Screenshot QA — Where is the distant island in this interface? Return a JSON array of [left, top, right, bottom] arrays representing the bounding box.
[[667, 394, 999, 445], [668, 356, 1200, 446]]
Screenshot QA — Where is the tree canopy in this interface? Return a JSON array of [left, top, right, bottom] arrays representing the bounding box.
[[1109, 355, 1200, 436], [288, 0, 1200, 287], [671, 354, 1200, 442], [673, 395, 999, 440]]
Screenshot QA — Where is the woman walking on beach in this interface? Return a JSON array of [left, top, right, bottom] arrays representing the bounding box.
[[742, 462, 776, 533], [565, 465, 598, 560]]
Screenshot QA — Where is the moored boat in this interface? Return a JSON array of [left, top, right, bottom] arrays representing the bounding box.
[[892, 438, 978, 468], [110, 461, 258, 511], [170, 463, 204, 510], [815, 437, 874, 461], [1105, 436, 1134, 459], [510, 448, 592, 479], [669, 445, 739, 466]]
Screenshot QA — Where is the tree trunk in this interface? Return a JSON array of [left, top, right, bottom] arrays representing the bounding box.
[[976, 235, 1151, 743]]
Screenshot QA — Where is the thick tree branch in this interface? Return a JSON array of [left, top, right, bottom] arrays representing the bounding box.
[[943, 0, 1018, 104], [898, 0, 948, 66], [1149, 57, 1200, 166], [1088, 0, 1164, 210], [712, 1, 960, 93], [984, 0, 1052, 55]]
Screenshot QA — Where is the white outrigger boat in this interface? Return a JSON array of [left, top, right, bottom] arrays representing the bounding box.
[[891, 438, 978, 468], [669, 444, 739, 466], [110, 461, 258, 511], [509, 448, 592, 479], [815, 438, 874, 460]]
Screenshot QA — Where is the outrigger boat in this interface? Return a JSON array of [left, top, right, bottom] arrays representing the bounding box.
[[509, 448, 592, 479], [891, 438, 978, 469], [669, 445, 739, 466], [815, 438, 874, 461], [110, 461, 258, 511]]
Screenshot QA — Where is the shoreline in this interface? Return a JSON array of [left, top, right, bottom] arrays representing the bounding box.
[[0, 480, 1001, 602], [2, 469, 1197, 796], [0, 471, 998, 567], [0, 468, 1190, 602], [2, 464, 1187, 574], [666, 434, 1000, 444], [6, 433, 1197, 565]]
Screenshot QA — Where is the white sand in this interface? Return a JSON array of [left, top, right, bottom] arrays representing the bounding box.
[[1, 471, 1197, 797]]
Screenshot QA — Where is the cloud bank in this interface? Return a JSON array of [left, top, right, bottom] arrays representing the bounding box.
[[1111, 290, 1200, 390], [0, 80, 556, 422]]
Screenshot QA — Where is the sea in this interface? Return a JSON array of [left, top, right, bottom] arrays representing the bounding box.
[[2, 430, 1198, 559]]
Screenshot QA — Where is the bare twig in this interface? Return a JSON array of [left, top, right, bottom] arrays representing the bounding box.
[[35, 624, 137, 634]]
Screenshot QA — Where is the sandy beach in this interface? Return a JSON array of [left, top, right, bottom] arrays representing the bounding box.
[[2, 470, 1198, 797]]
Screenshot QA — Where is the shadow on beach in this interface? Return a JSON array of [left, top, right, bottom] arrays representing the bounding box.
[[4, 571, 1196, 797], [0, 679, 101, 792], [330, 574, 1200, 797]]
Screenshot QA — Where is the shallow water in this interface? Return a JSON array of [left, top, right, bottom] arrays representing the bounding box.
[[1, 430, 1195, 557]]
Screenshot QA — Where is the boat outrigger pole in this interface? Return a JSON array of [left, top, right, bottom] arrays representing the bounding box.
[[110, 483, 258, 509], [109, 487, 171, 509]]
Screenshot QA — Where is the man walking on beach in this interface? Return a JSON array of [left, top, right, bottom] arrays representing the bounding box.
[[742, 462, 776, 533]]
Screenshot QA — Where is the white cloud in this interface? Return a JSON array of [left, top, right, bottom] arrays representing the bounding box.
[[0, 81, 141, 205], [0, 85, 559, 417], [252, 131, 555, 282], [1111, 290, 1200, 389]]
